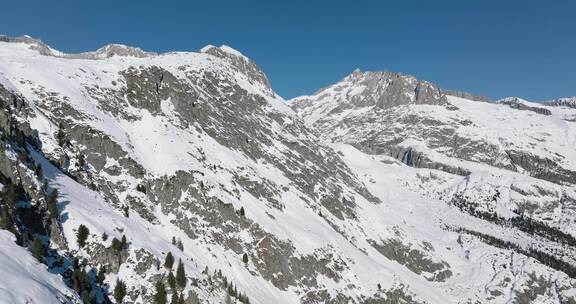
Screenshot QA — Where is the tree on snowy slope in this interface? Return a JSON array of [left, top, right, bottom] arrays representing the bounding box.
[[76, 224, 89, 248], [113, 279, 127, 303], [31, 236, 44, 262], [167, 271, 176, 289], [164, 251, 174, 269], [46, 189, 59, 219], [176, 259, 186, 288], [55, 122, 67, 147], [0, 205, 14, 230], [154, 280, 167, 304], [170, 292, 179, 304], [97, 266, 106, 284]]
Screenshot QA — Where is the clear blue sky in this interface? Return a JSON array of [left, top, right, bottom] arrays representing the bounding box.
[[2, 0, 575, 101]]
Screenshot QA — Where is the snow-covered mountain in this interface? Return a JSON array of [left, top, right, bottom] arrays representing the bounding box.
[[0, 36, 575, 303], [547, 97, 576, 109], [290, 69, 576, 302]]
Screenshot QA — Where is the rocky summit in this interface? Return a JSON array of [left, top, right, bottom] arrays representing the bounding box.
[[0, 36, 575, 304]]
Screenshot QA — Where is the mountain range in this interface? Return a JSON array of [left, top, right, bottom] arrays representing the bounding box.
[[0, 35, 575, 304]]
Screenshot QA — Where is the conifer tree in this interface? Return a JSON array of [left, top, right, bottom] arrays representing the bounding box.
[[21, 230, 31, 245], [0, 206, 13, 230], [34, 164, 43, 179], [56, 123, 67, 147], [242, 253, 249, 265], [112, 237, 122, 251], [239, 206, 245, 217], [178, 294, 185, 304], [97, 266, 106, 284], [121, 234, 128, 249], [154, 280, 167, 304], [2, 183, 18, 207], [71, 269, 81, 292], [77, 154, 86, 169], [77, 224, 90, 248], [81, 290, 90, 304], [164, 252, 174, 269], [177, 239, 184, 251], [113, 279, 127, 303], [71, 269, 89, 292], [170, 292, 179, 304], [31, 237, 44, 262], [47, 189, 58, 219], [167, 271, 176, 289], [72, 257, 80, 270], [176, 259, 186, 288]]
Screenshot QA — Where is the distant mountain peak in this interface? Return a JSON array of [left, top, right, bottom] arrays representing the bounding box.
[[548, 96, 576, 109], [0, 34, 156, 59], [0, 34, 63, 56], [200, 44, 248, 61], [76, 43, 156, 59]]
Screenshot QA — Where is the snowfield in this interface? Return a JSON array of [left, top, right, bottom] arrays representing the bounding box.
[[0, 230, 78, 304]]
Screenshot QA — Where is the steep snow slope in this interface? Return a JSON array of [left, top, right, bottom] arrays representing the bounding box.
[[0, 230, 78, 303], [332, 143, 576, 303]]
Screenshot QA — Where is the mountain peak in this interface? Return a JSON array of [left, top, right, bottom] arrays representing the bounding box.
[[200, 44, 271, 89], [0, 34, 63, 56], [0, 34, 156, 59], [73, 43, 156, 59], [200, 44, 248, 61]]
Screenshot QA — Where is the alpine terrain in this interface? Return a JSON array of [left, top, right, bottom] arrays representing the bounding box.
[[0, 35, 575, 304]]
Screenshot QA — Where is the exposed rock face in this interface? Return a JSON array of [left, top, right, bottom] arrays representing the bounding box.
[[443, 89, 491, 102], [505, 149, 576, 185], [368, 238, 452, 282], [497, 97, 552, 116], [200, 45, 273, 91], [291, 70, 448, 122], [88, 244, 130, 273]]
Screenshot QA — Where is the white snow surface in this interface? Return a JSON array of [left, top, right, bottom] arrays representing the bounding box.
[[0, 231, 78, 304]]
